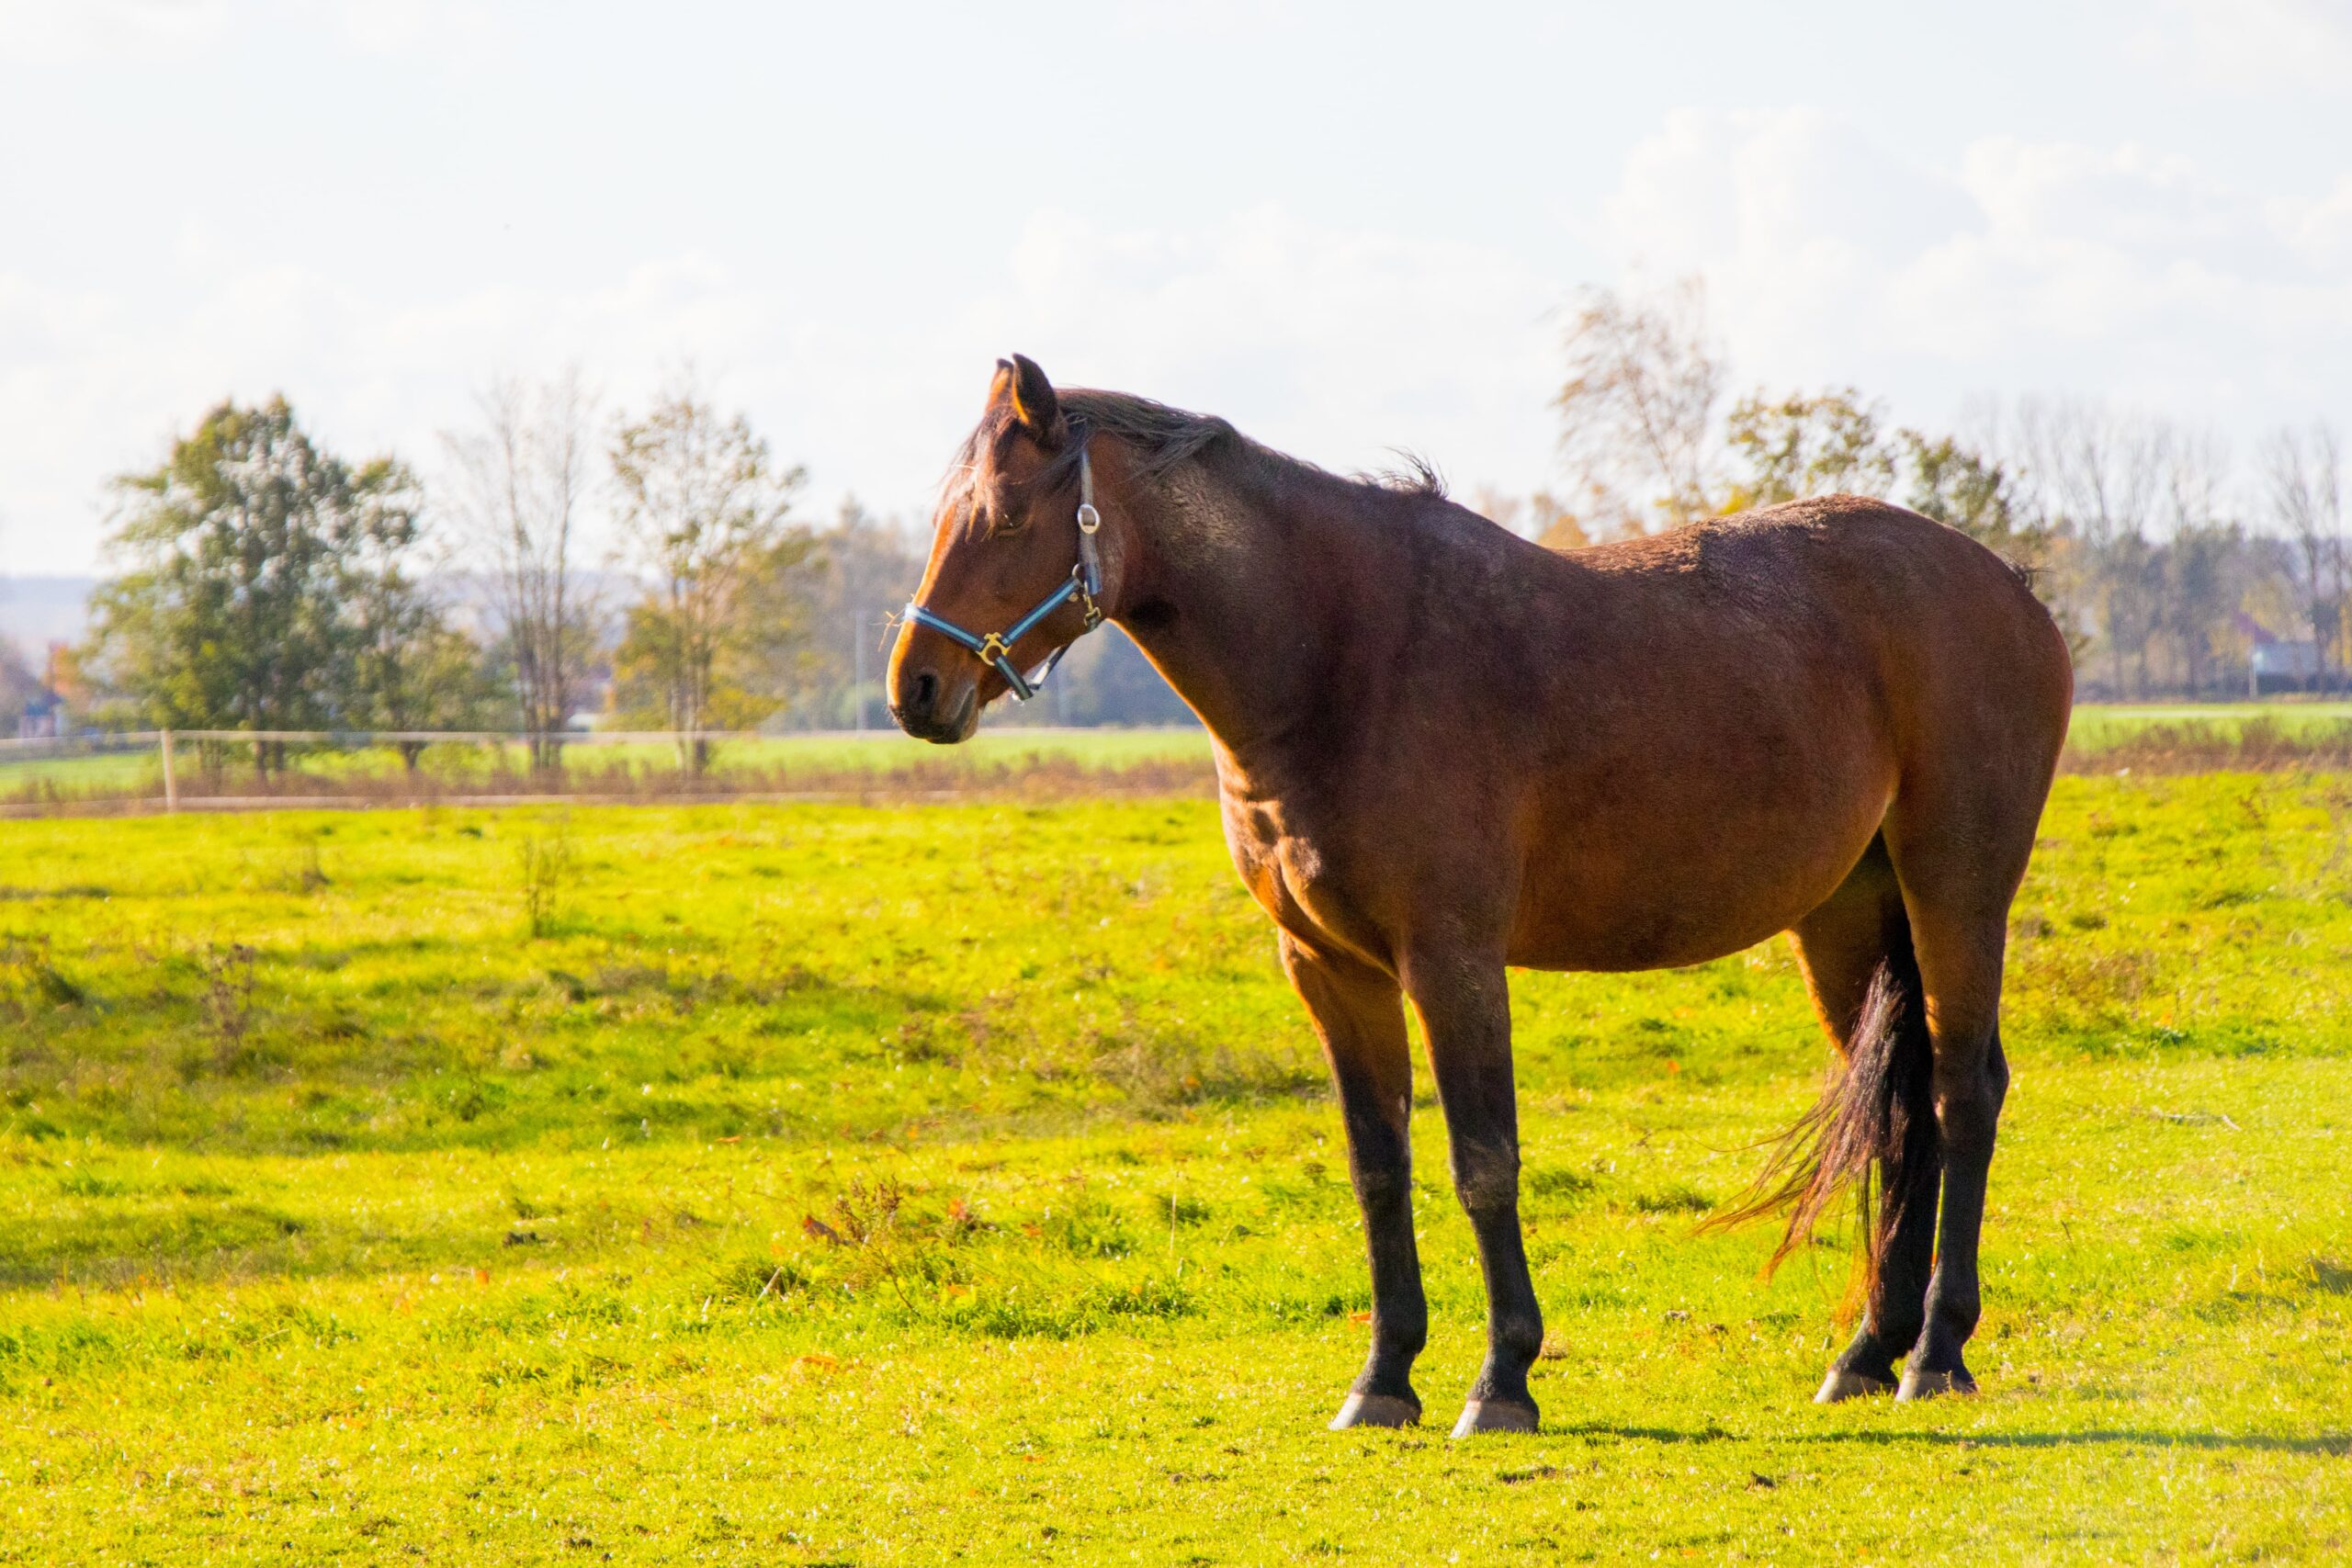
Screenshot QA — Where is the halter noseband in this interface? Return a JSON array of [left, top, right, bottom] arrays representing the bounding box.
[[902, 428, 1106, 702]]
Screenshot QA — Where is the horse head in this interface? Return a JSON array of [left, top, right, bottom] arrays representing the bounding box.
[[889, 355, 1108, 742]]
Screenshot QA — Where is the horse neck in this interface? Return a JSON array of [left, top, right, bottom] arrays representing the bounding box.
[[1110, 454, 1396, 772]]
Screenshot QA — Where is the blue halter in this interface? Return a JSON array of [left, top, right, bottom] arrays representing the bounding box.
[[902, 433, 1106, 701]]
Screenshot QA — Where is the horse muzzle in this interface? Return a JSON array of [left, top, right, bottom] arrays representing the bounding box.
[[888, 668, 979, 744]]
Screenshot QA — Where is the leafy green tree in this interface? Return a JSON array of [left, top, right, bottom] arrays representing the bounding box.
[[85, 397, 445, 777], [2163, 523, 2245, 698], [342, 530, 506, 771], [1721, 389, 1895, 510], [1899, 431, 2023, 545], [608, 383, 812, 771]]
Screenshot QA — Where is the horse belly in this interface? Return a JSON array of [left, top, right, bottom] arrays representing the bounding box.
[[1504, 766, 1892, 973]]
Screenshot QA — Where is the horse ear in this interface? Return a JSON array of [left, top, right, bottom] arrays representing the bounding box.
[[989, 354, 1064, 445]]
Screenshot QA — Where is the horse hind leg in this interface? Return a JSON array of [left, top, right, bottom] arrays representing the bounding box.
[[1774, 840, 1941, 1403], [1879, 796, 2033, 1401]]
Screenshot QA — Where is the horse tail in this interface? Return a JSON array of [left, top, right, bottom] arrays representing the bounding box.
[[1705, 954, 1935, 1291]]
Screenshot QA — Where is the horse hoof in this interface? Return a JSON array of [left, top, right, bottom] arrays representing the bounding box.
[[1814, 1369, 1897, 1404], [1895, 1366, 1976, 1402], [1450, 1400, 1539, 1438], [1329, 1392, 1421, 1430]]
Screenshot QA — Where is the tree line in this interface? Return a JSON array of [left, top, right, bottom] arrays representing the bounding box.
[[56, 305, 2352, 756], [1519, 279, 2349, 699], [66, 374, 1190, 775]]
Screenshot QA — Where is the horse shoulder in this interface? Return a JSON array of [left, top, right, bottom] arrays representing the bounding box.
[[1216, 779, 1406, 972]]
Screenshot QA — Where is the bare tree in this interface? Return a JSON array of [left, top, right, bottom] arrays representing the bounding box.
[[1554, 277, 1724, 530], [2017, 398, 2170, 698], [2156, 431, 2238, 698], [442, 372, 601, 772], [2261, 423, 2346, 691]]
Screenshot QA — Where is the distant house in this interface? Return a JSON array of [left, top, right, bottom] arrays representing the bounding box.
[[2234, 613, 2324, 694], [18, 685, 65, 739]]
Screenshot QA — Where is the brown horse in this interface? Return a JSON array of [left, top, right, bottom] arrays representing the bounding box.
[[890, 356, 2072, 1437]]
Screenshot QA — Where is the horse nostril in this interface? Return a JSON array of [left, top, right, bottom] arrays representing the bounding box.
[[910, 670, 939, 717]]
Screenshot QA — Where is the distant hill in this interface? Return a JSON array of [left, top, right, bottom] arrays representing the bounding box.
[[0, 577, 97, 653]]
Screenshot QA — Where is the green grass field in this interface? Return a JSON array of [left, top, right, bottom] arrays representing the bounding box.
[[2065, 702, 2352, 750], [3, 779, 2349, 1562]]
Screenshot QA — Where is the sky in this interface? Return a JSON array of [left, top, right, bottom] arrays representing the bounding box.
[[4, 0, 2352, 579]]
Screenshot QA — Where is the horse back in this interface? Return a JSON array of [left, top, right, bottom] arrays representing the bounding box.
[[1352, 496, 2071, 971]]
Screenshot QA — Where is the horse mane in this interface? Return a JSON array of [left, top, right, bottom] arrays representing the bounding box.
[[1057, 390, 1237, 481], [957, 388, 1446, 502]]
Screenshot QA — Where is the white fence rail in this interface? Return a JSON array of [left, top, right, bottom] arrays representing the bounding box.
[[0, 725, 1212, 818], [0, 728, 876, 815]]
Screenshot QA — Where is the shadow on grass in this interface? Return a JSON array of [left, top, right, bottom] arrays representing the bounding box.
[[1555, 1422, 2350, 1456]]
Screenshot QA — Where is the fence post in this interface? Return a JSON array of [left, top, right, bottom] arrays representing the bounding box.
[[160, 728, 178, 814]]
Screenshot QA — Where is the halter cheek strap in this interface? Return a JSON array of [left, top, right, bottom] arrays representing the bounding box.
[[902, 432, 1106, 702]]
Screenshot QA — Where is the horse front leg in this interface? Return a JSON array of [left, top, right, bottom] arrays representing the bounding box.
[[1281, 935, 1427, 1428], [1400, 946, 1544, 1437]]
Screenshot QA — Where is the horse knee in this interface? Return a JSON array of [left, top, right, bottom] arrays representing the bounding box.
[[1450, 1142, 1521, 1222], [1931, 1052, 2003, 1142], [1350, 1157, 1412, 1213], [1933, 1064, 1996, 1110]]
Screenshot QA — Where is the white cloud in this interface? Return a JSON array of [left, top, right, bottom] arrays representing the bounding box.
[[2132, 0, 2352, 91], [0, 0, 227, 62], [0, 206, 1563, 574], [323, 0, 508, 62], [976, 207, 1559, 488], [1600, 107, 2352, 434], [0, 252, 793, 574], [0, 0, 503, 69]]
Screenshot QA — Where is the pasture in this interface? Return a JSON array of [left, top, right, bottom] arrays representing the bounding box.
[[2, 778, 2348, 1562], [16, 702, 2352, 814], [0, 727, 1221, 811]]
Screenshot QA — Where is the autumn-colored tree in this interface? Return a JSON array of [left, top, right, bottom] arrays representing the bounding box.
[[1554, 278, 1723, 531], [607, 381, 812, 771]]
